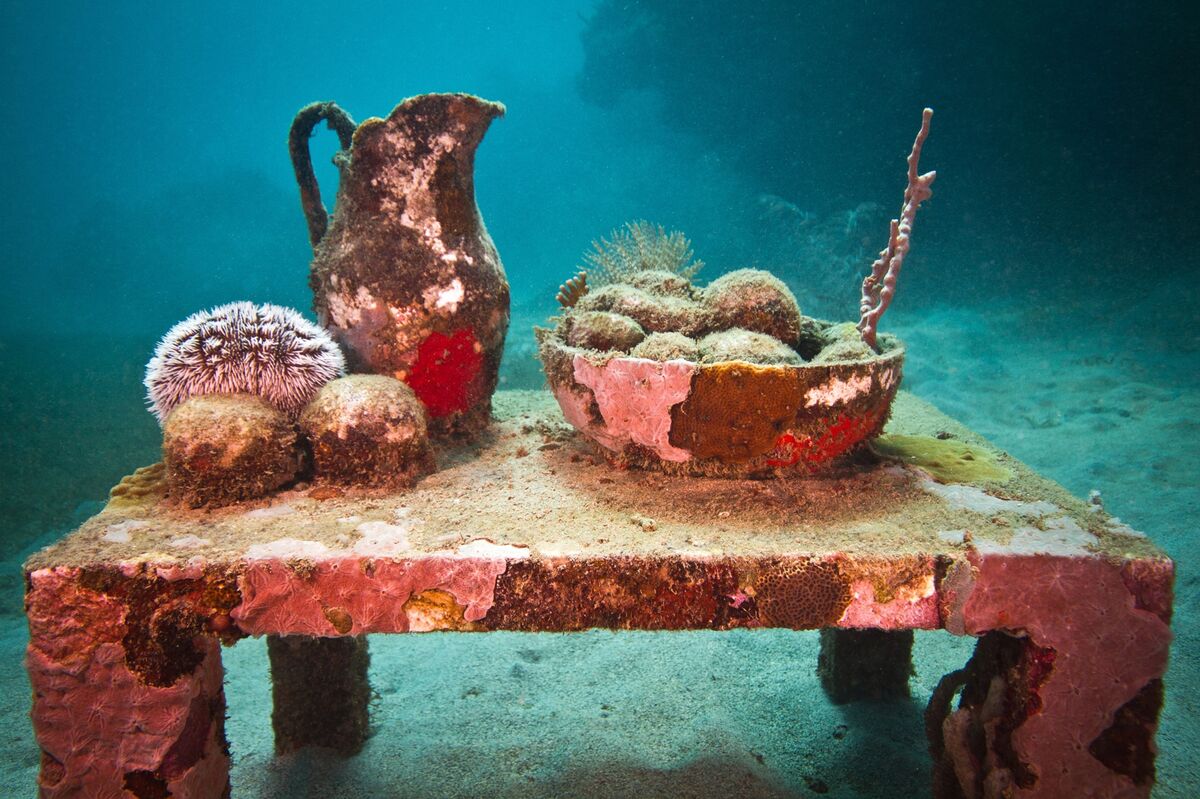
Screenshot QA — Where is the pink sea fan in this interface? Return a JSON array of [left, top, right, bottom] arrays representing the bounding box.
[[145, 301, 345, 423]]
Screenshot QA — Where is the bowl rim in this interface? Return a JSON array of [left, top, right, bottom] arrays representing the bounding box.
[[535, 324, 906, 374]]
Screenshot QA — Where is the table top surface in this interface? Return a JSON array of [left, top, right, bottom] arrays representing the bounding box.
[[26, 389, 1162, 573]]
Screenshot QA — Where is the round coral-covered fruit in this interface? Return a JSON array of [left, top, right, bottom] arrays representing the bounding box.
[[701, 269, 804, 346], [300, 375, 435, 489], [163, 394, 300, 507]]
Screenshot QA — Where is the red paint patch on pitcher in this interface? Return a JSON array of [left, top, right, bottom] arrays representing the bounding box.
[[407, 329, 483, 418]]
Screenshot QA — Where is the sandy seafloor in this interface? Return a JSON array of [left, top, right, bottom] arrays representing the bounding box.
[[0, 284, 1195, 797]]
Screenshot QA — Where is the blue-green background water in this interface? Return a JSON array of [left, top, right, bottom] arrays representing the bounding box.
[[1, 2, 1196, 796]]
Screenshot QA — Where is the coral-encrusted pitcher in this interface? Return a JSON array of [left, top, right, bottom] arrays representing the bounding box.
[[289, 94, 510, 438]]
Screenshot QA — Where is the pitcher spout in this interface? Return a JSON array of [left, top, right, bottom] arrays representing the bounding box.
[[356, 93, 505, 158], [397, 92, 506, 136]]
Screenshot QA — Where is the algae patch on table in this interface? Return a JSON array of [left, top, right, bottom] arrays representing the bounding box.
[[871, 434, 1012, 485]]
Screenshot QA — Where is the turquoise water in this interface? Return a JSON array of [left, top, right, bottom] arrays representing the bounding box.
[[1, 2, 1197, 796]]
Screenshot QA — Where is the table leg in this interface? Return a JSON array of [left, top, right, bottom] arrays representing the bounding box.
[[267, 634, 371, 754], [930, 554, 1173, 798], [26, 566, 230, 798], [818, 628, 914, 703]]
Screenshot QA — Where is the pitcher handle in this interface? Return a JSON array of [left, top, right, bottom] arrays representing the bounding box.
[[289, 102, 357, 251]]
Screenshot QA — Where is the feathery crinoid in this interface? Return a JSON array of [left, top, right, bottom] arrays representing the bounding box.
[[145, 301, 345, 423], [583, 220, 703, 286]]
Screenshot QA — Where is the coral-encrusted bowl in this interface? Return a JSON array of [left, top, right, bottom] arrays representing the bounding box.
[[537, 327, 904, 477]]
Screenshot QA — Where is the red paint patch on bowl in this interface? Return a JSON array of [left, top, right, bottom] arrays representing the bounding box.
[[766, 408, 886, 468]]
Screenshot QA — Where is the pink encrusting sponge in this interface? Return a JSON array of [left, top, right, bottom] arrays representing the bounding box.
[[145, 301, 345, 423]]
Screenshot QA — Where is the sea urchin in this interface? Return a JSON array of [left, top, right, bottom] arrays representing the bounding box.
[[145, 301, 345, 423]]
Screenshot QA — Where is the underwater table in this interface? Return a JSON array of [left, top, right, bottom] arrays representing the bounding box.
[[24, 390, 1172, 798]]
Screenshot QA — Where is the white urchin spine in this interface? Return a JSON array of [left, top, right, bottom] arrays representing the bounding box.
[[145, 301, 345, 423]]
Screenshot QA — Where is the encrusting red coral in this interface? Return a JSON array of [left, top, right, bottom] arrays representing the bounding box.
[[26, 567, 230, 798], [937, 554, 1173, 797], [232, 555, 514, 636]]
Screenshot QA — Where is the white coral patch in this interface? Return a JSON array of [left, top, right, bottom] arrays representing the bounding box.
[[917, 476, 1060, 517], [915, 471, 1096, 555], [804, 374, 872, 407], [167, 535, 212, 549], [423, 278, 465, 313], [352, 520, 414, 556], [668, 543, 717, 557], [386, 304, 419, 326], [326, 286, 380, 329], [245, 538, 332, 559], [455, 539, 531, 559], [243, 503, 296, 519], [538, 539, 584, 556], [1105, 517, 1147, 538], [103, 519, 149, 543], [974, 516, 1098, 556], [937, 529, 969, 545], [850, 574, 935, 604]]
